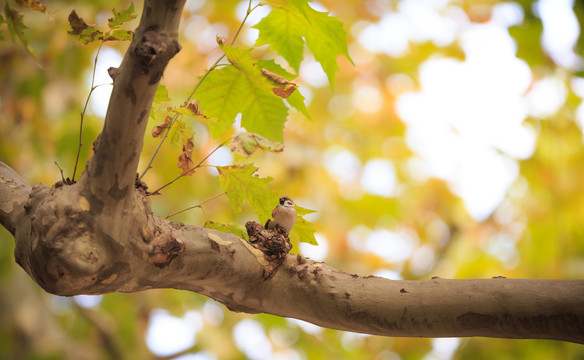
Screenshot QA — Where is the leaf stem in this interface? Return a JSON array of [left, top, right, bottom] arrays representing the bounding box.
[[165, 192, 226, 219], [72, 42, 103, 181], [231, 1, 262, 46], [148, 140, 228, 195]]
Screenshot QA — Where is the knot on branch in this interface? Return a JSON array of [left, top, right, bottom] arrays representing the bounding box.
[[246, 221, 292, 279], [134, 28, 181, 84], [135, 28, 181, 66], [143, 229, 184, 269], [246, 221, 292, 262], [16, 184, 107, 294]]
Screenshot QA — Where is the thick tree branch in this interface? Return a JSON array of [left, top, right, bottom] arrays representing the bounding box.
[[82, 0, 184, 202], [1, 162, 581, 343]]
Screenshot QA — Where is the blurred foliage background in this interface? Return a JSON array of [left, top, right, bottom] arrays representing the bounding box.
[[1, 0, 584, 358]]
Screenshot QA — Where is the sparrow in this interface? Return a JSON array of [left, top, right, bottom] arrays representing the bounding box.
[[265, 196, 297, 235]]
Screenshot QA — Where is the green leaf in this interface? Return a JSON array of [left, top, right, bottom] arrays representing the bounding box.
[[168, 117, 194, 150], [290, 203, 318, 246], [288, 0, 313, 23], [217, 164, 279, 222], [285, 87, 310, 120], [150, 85, 172, 121], [254, 2, 352, 88], [153, 84, 171, 104], [4, 3, 39, 60], [230, 132, 284, 157], [254, 7, 305, 72], [196, 60, 288, 141], [295, 204, 316, 216], [194, 67, 240, 137], [108, 3, 136, 29], [290, 216, 318, 246], [205, 220, 248, 240], [221, 45, 275, 93]]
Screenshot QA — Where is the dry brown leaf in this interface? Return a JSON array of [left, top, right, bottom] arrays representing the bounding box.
[[178, 136, 195, 174], [261, 68, 295, 85], [15, 0, 46, 12], [182, 100, 208, 118], [152, 116, 171, 137]]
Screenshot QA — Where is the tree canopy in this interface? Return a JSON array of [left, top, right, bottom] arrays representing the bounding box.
[[1, 0, 584, 358]]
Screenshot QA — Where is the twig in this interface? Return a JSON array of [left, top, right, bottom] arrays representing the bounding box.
[[138, 56, 224, 180], [148, 141, 228, 195], [54, 161, 66, 182], [165, 192, 226, 219], [72, 42, 103, 181]]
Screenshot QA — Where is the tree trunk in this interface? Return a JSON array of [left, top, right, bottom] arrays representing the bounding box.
[[0, 0, 583, 345]]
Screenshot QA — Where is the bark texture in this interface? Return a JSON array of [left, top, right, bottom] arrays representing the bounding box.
[[0, 0, 583, 345]]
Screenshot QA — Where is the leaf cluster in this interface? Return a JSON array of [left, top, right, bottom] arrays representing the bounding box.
[[68, 3, 136, 45], [142, 0, 352, 246]]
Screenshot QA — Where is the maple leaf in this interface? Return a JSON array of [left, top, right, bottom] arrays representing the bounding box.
[[230, 133, 284, 157], [290, 204, 318, 246], [104, 29, 133, 42], [254, 1, 353, 88], [217, 164, 279, 222], [290, 216, 318, 247], [107, 3, 136, 29], [68, 10, 103, 45], [196, 60, 288, 141]]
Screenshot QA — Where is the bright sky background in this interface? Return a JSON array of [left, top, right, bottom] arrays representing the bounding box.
[[83, 0, 583, 358]]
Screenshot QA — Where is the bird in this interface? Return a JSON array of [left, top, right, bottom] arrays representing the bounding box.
[[265, 196, 297, 235]]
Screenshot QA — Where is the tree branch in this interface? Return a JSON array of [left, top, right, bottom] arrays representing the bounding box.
[[82, 0, 185, 202]]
